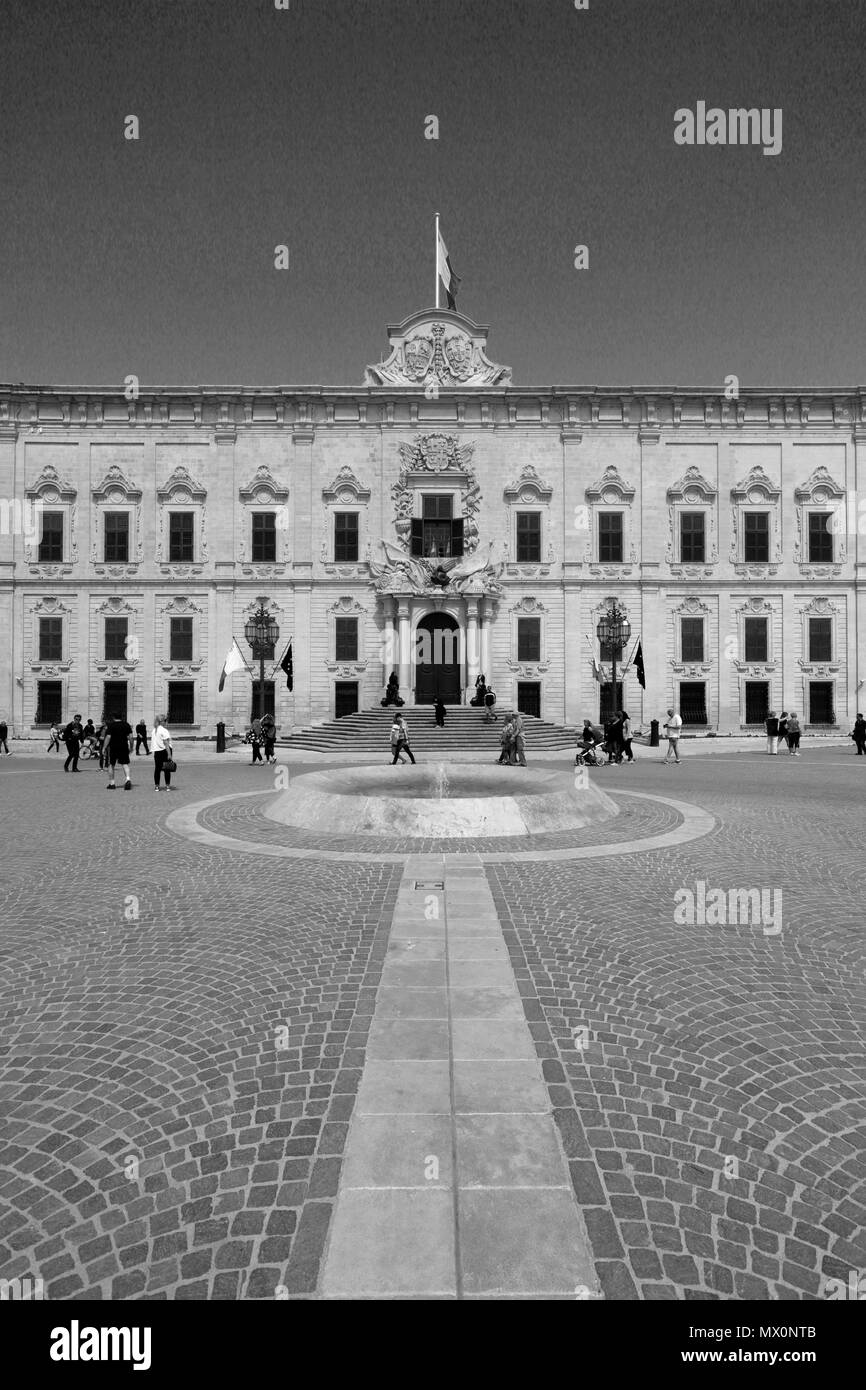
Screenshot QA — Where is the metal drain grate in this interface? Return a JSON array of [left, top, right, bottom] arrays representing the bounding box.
[[413, 880, 444, 890]]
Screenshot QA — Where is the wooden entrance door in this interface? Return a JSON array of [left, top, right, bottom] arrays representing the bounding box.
[[415, 613, 461, 704]]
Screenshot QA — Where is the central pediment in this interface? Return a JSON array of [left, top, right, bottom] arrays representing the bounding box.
[[364, 307, 512, 388]]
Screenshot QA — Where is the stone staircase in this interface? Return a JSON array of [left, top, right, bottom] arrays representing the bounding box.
[[279, 705, 580, 753]]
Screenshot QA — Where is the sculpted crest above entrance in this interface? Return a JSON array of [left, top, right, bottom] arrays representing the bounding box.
[[364, 308, 512, 388]]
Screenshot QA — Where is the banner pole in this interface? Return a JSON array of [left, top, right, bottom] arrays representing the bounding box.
[[435, 212, 439, 309]]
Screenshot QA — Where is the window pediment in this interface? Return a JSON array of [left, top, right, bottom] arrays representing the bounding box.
[[667, 465, 717, 504], [322, 466, 371, 505], [504, 464, 553, 505], [26, 464, 77, 503], [585, 465, 635, 504], [92, 464, 142, 503], [157, 465, 207, 503], [239, 465, 289, 506]]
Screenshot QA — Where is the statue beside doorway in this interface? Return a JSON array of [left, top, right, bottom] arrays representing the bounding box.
[[381, 671, 405, 707]]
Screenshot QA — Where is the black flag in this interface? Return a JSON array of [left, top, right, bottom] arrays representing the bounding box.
[[634, 640, 646, 690], [280, 640, 293, 691]]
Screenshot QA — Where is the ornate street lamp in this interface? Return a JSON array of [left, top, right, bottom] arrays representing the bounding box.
[[596, 599, 631, 721], [244, 600, 279, 721]]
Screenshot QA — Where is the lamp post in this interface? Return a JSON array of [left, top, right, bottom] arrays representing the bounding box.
[[596, 599, 631, 722], [244, 600, 279, 721]]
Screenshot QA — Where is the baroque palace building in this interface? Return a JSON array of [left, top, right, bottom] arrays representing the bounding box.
[[1, 305, 865, 738]]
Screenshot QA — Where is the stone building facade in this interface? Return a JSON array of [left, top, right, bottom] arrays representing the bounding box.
[[1, 305, 865, 737]]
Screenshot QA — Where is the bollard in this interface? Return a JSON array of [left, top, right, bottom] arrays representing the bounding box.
[[650, 718, 660, 747], [216, 721, 226, 753]]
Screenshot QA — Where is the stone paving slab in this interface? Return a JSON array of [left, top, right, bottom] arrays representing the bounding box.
[[318, 862, 599, 1299]]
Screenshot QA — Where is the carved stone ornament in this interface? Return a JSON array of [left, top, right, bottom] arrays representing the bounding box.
[[369, 539, 504, 599], [364, 309, 512, 387], [389, 433, 481, 555], [504, 464, 554, 505], [793, 466, 847, 569]]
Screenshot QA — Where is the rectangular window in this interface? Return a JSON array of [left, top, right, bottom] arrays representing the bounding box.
[[38, 511, 64, 562], [680, 617, 704, 664], [421, 494, 453, 557], [39, 617, 63, 662], [36, 680, 63, 725], [167, 680, 195, 725], [103, 680, 128, 723], [516, 512, 541, 563], [680, 512, 705, 563], [679, 681, 707, 725], [104, 616, 128, 662], [517, 682, 541, 719], [517, 617, 541, 663], [170, 617, 193, 663], [599, 681, 623, 724], [335, 617, 358, 663], [599, 636, 624, 664], [808, 617, 832, 663], [335, 682, 359, 719], [809, 681, 834, 725], [808, 512, 833, 563], [334, 512, 359, 563], [168, 512, 194, 562], [745, 681, 769, 725], [251, 512, 277, 563], [250, 681, 275, 722], [104, 512, 130, 563], [598, 512, 623, 563], [743, 616, 768, 663], [743, 511, 769, 563]]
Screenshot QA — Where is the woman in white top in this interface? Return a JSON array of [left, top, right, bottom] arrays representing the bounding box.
[[151, 716, 174, 790]]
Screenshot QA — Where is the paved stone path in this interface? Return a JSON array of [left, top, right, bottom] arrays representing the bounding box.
[[320, 857, 598, 1298], [0, 749, 864, 1300]]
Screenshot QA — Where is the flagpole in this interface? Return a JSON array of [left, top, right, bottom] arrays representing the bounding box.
[[435, 212, 440, 309]]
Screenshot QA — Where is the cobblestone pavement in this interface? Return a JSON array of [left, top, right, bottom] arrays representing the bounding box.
[[0, 749, 864, 1301], [490, 753, 866, 1300], [0, 757, 400, 1299]]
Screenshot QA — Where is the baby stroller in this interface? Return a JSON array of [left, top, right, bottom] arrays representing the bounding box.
[[575, 741, 603, 768]]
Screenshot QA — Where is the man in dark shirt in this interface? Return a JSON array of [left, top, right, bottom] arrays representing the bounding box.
[[0, 718, 9, 754], [135, 719, 149, 756], [63, 715, 83, 772], [105, 714, 133, 790]]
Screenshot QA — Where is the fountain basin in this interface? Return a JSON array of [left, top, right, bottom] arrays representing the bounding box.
[[264, 763, 618, 839]]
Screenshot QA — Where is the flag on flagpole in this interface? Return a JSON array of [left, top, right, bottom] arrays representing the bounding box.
[[634, 640, 646, 689], [279, 638, 293, 691], [436, 222, 461, 309], [218, 638, 249, 693], [585, 632, 602, 683]]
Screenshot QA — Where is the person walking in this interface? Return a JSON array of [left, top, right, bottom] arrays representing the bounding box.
[[663, 707, 682, 764], [46, 722, 61, 753], [63, 715, 83, 772], [434, 698, 446, 729], [261, 712, 277, 764], [607, 711, 626, 764], [95, 718, 108, 769], [104, 712, 133, 790], [135, 719, 149, 756], [852, 712, 866, 756], [778, 711, 789, 753], [152, 716, 174, 789], [498, 715, 514, 764], [390, 712, 415, 764], [786, 712, 801, 756], [765, 710, 780, 755], [510, 711, 527, 766], [621, 711, 635, 763], [483, 687, 498, 723], [250, 715, 264, 765], [0, 717, 10, 755]]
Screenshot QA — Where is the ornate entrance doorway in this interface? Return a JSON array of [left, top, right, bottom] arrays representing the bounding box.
[[415, 612, 461, 704]]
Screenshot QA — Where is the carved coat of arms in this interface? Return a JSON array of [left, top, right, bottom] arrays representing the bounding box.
[[403, 335, 433, 380], [444, 334, 475, 381]]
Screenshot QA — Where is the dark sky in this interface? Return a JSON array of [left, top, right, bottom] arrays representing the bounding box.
[[1, 0, 863, 388]]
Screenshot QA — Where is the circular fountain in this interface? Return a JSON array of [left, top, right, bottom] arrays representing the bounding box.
[[264, 762, 618, 839]]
